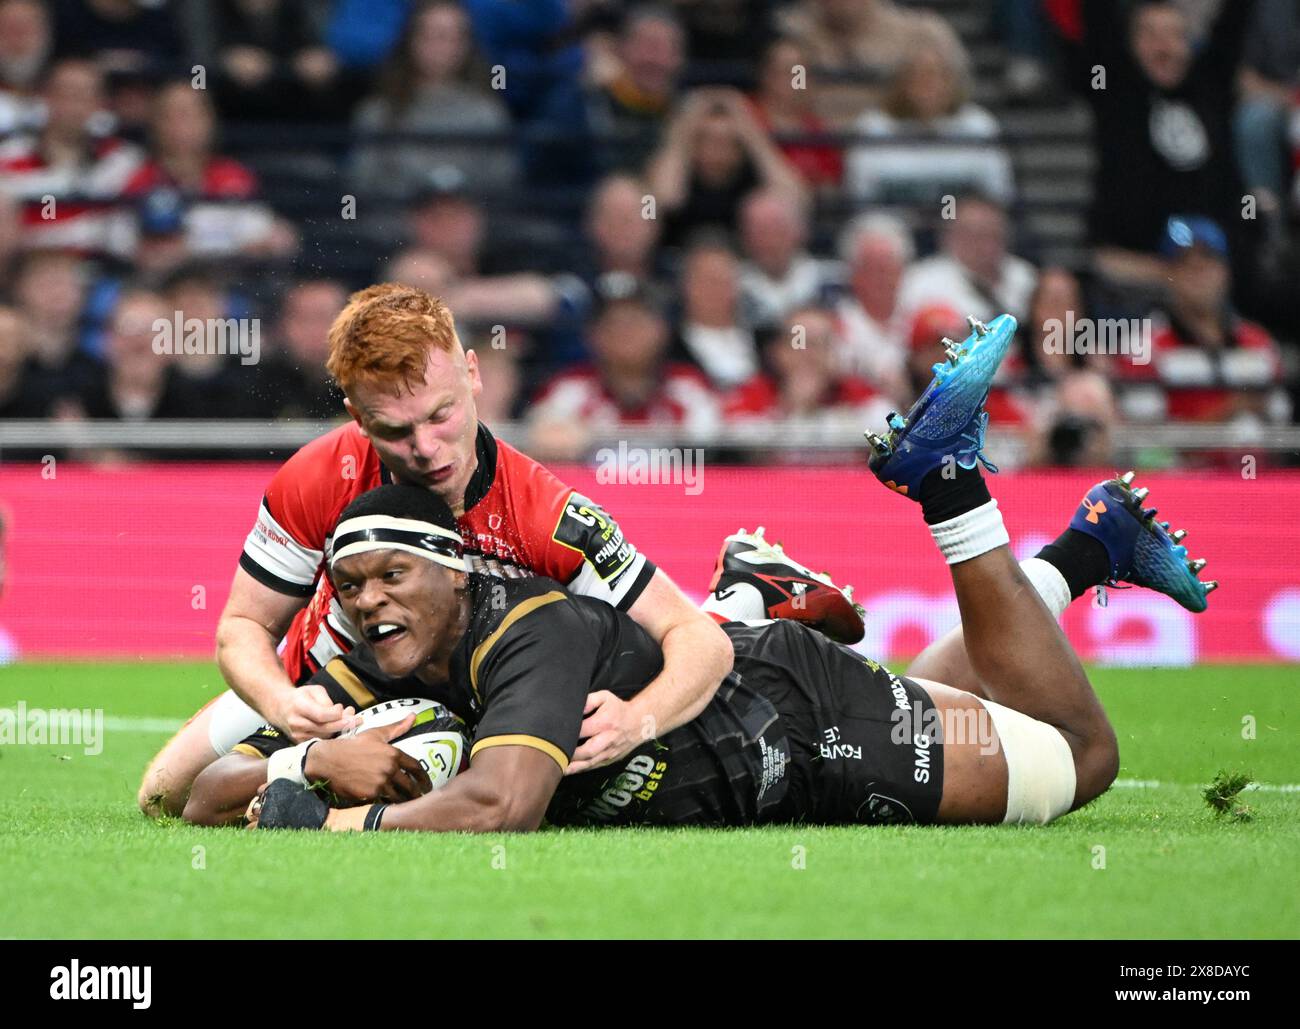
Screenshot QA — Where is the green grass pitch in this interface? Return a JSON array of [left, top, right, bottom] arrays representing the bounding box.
[[0, 661, 1296, 939]]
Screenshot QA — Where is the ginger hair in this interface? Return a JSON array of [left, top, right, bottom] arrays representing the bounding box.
[[325, 283, 460, 394]]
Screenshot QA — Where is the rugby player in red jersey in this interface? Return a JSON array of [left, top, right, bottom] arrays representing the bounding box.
[[139, 284, 862, 816]]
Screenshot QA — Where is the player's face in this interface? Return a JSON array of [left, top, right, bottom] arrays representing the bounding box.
[[347, 346, 483, 511], [332, 550, 466, 679]]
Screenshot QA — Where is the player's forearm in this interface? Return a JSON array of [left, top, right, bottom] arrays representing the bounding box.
[[630, 615, 733, 736], [183, 754, 269, 827], [334, 768, 544, 833], [214, 614, 296, 723]]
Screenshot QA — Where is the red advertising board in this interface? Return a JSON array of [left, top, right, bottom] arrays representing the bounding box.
[[1, 463, 1297, 665]]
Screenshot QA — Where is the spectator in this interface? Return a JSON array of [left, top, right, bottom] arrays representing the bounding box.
[[12, 249, 97, 408], [833, 211, 914, 394], [404, 173, 496, 277], [462, 0, 585, 125], [125, 80, 294, 258], [776, 0, 969, 126], [1068, 0, 1257, 288], [737, 185, 832, 329], [532, 4, 686, 186], [1235, 0, 1300, 218], [845, 29, 1015, 206], [75, 287, 202, 426], [1119, 215, 1289, 425], [579, 173, 669, 295], [1013, 265, 1093, 387], [724, 305, 892, 449], [0, 303, 47, 416], [50, 0, 186, 77], [0, 0, 52, 136], [351, 0, 516, 202], [0, 58, 141, 254], [552, 173, 675, 367], [253, 277, 348, 420], [528, 282, 719, 460], [160, 264, 260, 415], [671, 235, 759, 389], [194, 0, 344, 123], [747, 36, 843, 189], [647, 86, 806, 249], [897, 193, 1038, 325], [469, 332, 523, 424], [1027, 369, 1119, 468]]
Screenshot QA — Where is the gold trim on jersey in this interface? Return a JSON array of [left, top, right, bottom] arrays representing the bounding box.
[[325, 657, 377, 708], [471, 734, 568, 772], [468, 590, 568, 698], [231, 743, 263, 758]]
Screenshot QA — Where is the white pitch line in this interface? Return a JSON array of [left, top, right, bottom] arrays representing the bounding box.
[[103, 716, 184, 734], [1113, 777, 1300, 794]]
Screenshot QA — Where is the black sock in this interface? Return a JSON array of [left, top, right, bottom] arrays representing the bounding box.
[[920, 464, 991, 525], [1036, 529, 1113, 600]]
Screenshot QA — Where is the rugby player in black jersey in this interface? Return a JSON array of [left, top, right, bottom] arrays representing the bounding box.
[[186, 319, 1215, 831]]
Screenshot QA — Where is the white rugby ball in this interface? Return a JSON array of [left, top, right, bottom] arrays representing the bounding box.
[[342, 697, 470, 791]]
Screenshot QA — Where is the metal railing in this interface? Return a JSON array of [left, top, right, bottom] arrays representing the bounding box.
[[3, 419, 1297, 463]]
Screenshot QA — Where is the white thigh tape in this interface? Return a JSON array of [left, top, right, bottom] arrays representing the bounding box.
[[207, 689, 270, 756], [979, 697, 1077, 825]]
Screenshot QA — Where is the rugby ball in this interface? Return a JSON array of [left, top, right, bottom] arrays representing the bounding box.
[[343, 697, 470, 791]]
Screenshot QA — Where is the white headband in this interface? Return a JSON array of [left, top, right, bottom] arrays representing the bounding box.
[[328, 514, 466, 573]]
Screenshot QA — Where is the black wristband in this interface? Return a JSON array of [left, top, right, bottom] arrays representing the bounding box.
[[363, 803, 388, 831]]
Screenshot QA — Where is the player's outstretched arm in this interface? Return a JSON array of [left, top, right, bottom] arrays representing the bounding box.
[[303, 745, 561, 833], [184, 753, 276, 827], [571, 570, 734, 774], [185, 717, 434, 827]]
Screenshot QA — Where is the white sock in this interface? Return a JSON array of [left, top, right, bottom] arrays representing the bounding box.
[[700, 580, 767, 621], [1019, 557, 1072, 619], [928, 499, 1010, 565]]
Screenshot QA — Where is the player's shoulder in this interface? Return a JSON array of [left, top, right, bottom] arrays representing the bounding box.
[[260, 421, 382, 545], [466, 572, 574, 640], [270, 421, 379, 499]]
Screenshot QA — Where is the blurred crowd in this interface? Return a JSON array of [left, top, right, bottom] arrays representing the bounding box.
[[0, 0, 1297, 467]]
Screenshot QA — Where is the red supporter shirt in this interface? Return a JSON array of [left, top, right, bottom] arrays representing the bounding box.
[[240, 422, 656, 683], [1117, 315, 1282, 422], [0, 133, 142, 251], [722, 373, 882, 419], [530, 363, 720, 432], [124, 156, 258, 198]]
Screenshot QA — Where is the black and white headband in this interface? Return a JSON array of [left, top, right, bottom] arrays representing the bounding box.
[[328, 514, 466, 573]]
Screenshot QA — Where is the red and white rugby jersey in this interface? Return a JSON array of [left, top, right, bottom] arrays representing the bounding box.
[[0, 133, 142, 253], [240, 421, 656, 683]]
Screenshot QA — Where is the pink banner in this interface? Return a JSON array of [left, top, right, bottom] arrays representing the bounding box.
[[1, 463, 1297, 664]]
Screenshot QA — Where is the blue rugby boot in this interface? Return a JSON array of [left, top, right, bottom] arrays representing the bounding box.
[[1068, 472, 1217, 613], [866, 314, 1017, 499]]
